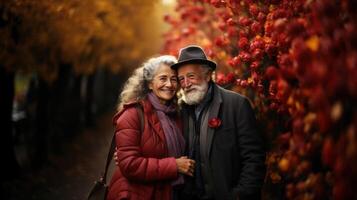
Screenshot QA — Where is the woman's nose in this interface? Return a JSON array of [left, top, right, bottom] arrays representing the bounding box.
[[165, 79, 173, 87]]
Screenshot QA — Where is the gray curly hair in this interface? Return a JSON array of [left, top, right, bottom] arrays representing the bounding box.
[[116, 55, 177, 111]]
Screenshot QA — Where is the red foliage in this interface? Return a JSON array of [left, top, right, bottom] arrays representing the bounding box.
[[162, 0, 357, 199]]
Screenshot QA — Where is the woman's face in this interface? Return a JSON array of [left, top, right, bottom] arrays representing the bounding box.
[[149, 64, 178, 104]]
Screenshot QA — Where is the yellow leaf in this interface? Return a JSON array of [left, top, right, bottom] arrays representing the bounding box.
[[287, 95, 294, 105], [306, 35, 319, 52], [330, 101, 343, 122]]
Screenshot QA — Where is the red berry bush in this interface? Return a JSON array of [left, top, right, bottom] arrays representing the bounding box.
[[162, 0, 357, 199]]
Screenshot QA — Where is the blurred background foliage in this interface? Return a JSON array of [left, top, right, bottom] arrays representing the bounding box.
[[0, 0, 171, 78], [0, 0, 176, 181]]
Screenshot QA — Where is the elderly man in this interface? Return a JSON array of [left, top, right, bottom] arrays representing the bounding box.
[[171, 45, 266, 200]]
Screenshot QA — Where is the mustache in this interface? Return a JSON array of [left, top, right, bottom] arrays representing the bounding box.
[[183, 85, 205, 93]]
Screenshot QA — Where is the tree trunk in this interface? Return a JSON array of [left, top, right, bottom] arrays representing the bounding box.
[[0, 67, 20, 180], [84, 74, 95, 127], [31, 77, 50, 168], [66, 73, 82, 134]]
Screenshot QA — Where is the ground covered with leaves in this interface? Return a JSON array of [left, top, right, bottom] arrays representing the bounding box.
[[1, 114, 115, 200]]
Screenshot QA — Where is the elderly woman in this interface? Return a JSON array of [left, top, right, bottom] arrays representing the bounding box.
[[107, 55, 195, 200]]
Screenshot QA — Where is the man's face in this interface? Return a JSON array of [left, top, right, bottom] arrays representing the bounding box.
[[177, 64, 211, 105]]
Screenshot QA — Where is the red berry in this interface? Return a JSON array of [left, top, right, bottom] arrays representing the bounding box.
[[240, 80, 248, 88], [228, 56, 240, 67], [252, 49, 264, 60], [250, 38, 265, 51], [226, 18, 236, 26], [214, 36, 227, 47], [278, 54, 292, 67], [206, 48, 215, 58], [251, 21, 262, 33], [238, 51, 251, 63], [265, 21, 274, 35], [272, 8, 287, 19], [210, 0, 226, 8], [227, 27, 238, 37], [236, 78, 241, 85], [257, 83, 264, 93], [226, 72, 235, 83], [257, 12, 266, 22], [238, 37, 249, 50], [269, 80, 277, 96], [216, 72, 226, 85], [233, 56, 240, 66], [265, 66, 279, 80], [249, 4, 259, 16], [239, 16, 251, 26], [265, 42, 278, 57], [250, 61, 260, 70], [239, 30, 249, 38]]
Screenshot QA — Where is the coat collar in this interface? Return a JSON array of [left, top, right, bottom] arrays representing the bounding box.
[[203, 83, 222, 158]]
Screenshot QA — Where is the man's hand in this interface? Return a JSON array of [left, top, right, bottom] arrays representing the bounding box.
[[176, 156, 195, 176]]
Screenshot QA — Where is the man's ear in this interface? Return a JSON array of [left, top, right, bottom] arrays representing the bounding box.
[[205, 71, 213, 82]]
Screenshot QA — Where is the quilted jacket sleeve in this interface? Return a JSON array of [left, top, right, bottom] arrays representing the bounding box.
[[115, 107, 178, 182]]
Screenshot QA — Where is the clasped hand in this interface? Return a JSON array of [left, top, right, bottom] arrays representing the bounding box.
[[113, 149, 195, 177]]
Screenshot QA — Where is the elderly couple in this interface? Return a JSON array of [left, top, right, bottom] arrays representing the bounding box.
[[107, 45, 266, 200]]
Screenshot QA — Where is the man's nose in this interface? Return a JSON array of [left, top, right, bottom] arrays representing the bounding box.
[[181, 78, 191, 89]]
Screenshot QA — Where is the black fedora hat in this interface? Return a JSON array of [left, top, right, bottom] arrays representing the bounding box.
[[171, 45, 216, 70]]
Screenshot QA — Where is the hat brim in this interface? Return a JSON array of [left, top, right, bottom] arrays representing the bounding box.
[[171, 59, 216, 70]]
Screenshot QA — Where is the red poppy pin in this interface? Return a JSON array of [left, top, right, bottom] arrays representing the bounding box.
[[208, 117, 222, 128]]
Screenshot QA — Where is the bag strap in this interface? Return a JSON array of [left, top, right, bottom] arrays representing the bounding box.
[[101, 104, 144, 183], [136, 104, 144, 133]]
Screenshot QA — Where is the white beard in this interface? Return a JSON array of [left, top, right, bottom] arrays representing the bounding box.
[[182, 82, 208, 105]]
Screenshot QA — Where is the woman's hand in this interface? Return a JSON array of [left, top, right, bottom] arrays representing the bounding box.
[[176, 156, 195, 176], [115, 148, 195, 177]]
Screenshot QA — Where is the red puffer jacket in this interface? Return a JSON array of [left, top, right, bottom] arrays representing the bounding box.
[[107, 99, 181, 200]]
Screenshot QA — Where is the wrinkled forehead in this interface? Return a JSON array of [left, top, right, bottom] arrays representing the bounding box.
[[177, 64, 205, 76]]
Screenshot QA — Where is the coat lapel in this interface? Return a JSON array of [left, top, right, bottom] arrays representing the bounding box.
[[181, 105, 195, 156], [204, 84, 222, 159]]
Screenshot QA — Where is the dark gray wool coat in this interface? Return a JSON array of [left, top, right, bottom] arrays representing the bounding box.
[[180, 83, 266, 200]]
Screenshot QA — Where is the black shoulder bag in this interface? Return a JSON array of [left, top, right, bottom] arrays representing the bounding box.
[[87, 105, 144, 200]]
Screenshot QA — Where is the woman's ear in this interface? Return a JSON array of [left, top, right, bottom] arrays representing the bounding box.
[[148, 82, 153, 90]]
